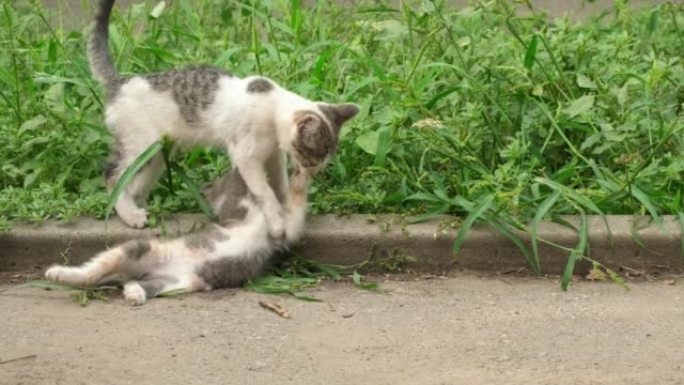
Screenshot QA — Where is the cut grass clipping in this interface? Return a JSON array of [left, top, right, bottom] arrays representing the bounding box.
[[2, 1, 684, 289], [27, 255, 384, 306]]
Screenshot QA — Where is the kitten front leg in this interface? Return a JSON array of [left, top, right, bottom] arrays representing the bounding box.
[[282, 167, 312, 243], [265, 149, 288, 204], [108, 153, 165, 228], [234, 157, 285, 239]]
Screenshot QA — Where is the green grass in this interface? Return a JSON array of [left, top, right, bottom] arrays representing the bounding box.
[[1, 0, 684, 282]]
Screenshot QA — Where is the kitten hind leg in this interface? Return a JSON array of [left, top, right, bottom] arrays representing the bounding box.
[[46, 248, 124, 287], [45, 239, 152, 287], [124, 275, 204, 306], [109, 153, 165, 228]]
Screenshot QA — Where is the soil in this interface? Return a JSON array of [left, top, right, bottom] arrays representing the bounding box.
[[2, 273, 683, 385]]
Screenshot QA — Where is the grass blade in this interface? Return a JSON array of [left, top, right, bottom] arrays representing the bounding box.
[[678, 212, 684, 258], [105, 141, 163, 221], [630, 184, 662, 225], [453, 195, 494, 256], [561, 211, 588, 291], [352, 270, 379, 291], [531, 190, 561, 272], [26, 279, 79, 291], [523, 34, 538, 70], [486, 215, 539, 273]]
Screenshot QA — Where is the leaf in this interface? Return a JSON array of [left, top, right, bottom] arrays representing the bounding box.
[[425, 86, 459, 109], [523, 34, 538, 70], [630, 184, 662, 225], [157, 288, 190, 297], [26, 279, 78, 291], [606, 268, 629, 290], [564, 95, 595, 118], [561, 211, 587, 291], [576, 74, 597, 89], [374, 127, 392, 167], [580, 132, 602, 151], [453, 195, 494, 256], [364, 51, 388, 81], [314, 264, 342, 281], [352, 271, 378, 290], [586, 262, 606, 281], [355, 131, 379, 155], [535, 177, 603, 215], [486, 216, 538, 273], [19, 115, 46, 133], [531, 190, 561, 272], [105, 141, 163, 221], [150, 1, 166, 19], [290, 292, 322, 302]]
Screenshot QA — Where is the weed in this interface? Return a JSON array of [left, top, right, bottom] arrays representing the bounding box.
[[27, 279, 116, 306]]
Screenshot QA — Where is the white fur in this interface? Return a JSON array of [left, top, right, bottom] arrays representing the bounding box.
[[44, 170, 310, 305], [107, 74, 321, 235]]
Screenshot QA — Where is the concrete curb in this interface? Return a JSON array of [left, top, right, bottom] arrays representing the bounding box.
[[1, 215, 682, 275]]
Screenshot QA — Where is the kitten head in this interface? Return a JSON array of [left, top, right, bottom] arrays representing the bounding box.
[[291, 103, 359, 171]]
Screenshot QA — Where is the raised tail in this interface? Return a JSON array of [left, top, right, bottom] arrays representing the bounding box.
[[88, 0, 120, 90]]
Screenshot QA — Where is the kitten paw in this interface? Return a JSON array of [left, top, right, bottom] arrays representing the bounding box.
[[123, 282, 147, 306], [266, 213, 285, 240], [117, 208, 148, 229], [45, 265, 85, 285]]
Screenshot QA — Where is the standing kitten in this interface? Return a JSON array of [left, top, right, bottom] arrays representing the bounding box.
[[91, 0, 359, 236], [44, 164, 313, 306]]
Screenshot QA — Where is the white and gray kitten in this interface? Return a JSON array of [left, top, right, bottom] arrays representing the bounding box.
[[45, 163, 315, 306], [91, 0, 359, 237]]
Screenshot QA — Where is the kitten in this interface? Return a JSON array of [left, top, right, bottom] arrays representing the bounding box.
[[91, 0, 359, 236], [44, 164, 314, 306]]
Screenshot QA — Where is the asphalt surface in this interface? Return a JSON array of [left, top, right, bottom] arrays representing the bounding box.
[[2, 273, 683, 385]]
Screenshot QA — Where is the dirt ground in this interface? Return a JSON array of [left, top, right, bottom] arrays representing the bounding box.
[[1, 273, 683, 385]]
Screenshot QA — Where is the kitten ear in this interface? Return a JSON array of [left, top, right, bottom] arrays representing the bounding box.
[[331, 103, 360, 124], [318, 103, 360, 134]]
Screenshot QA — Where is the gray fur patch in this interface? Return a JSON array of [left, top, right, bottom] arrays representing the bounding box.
[[104, 77, 128, 100], [246, 78, 273, 93], [202, 169, 250, 224], [137, 275, 180, 297], [121, 239, 151, 260], [145, 65, 231, 123], [195, 251, 271, 289], [184, 226, 230, 251]]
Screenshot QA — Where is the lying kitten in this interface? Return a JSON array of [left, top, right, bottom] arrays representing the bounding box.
[[91, 0, 359, 236], [45, 165, 313, 306]]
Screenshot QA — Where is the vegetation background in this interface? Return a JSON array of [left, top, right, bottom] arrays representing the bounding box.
[[1, 0, 682, 278]]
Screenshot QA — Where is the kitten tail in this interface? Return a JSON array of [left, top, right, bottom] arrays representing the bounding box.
[[88, 0, 120, 91]]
